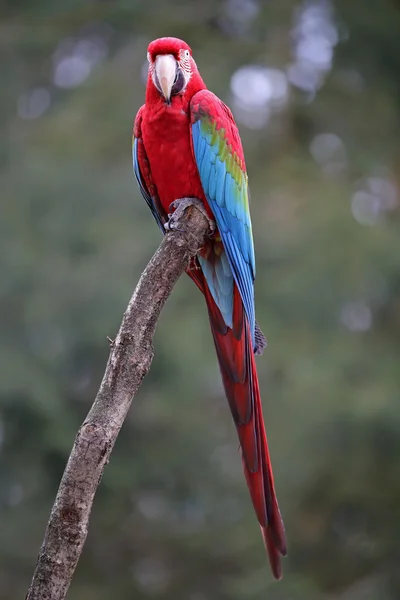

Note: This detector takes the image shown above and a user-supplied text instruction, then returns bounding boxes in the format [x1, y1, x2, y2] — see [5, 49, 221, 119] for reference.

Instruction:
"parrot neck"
[145, 71, 206, 110]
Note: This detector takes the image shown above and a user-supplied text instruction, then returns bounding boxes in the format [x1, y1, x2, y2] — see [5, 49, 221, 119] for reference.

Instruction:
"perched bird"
[133, 37, 286, 578]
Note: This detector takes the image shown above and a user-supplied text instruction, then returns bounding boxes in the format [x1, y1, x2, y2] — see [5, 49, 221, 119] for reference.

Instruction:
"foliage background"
[1, 1, 400, 598]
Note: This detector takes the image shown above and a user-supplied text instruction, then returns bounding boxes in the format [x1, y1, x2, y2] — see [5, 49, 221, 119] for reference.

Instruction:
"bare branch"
[25, 204, 209, 600]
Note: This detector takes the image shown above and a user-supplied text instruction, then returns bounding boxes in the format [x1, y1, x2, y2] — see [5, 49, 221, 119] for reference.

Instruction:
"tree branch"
[25, 204, 209, 600]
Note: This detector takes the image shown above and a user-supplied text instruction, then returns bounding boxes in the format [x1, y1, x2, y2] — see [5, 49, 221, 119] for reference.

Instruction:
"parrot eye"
[184, 49, 190, 58]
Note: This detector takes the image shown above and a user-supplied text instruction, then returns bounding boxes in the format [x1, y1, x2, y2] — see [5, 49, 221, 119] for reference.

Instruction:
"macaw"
[133, 37, 286, 578]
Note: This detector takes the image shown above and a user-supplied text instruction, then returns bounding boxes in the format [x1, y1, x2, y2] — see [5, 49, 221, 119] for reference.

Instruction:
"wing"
[133, 106, 166, 233]
[190, 90, 256, 345]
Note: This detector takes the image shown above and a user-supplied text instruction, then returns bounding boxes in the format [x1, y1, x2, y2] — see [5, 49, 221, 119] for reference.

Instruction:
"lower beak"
[155, 54, 177, 102]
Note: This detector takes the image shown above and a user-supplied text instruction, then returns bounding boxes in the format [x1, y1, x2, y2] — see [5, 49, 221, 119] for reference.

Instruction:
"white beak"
[155, 54, 177, 102]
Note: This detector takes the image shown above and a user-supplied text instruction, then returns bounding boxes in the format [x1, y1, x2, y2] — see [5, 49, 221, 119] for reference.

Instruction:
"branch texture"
[25, 205, 209, 600]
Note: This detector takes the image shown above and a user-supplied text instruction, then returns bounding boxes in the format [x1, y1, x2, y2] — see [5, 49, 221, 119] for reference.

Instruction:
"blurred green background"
[1, 1, 400, 598]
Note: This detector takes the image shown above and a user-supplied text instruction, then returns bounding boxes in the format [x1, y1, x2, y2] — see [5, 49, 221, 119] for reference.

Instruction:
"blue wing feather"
[190, 100, 256, 348]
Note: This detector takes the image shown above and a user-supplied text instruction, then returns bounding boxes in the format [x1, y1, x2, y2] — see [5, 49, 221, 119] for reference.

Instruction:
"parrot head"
[146, 37, 204, 104]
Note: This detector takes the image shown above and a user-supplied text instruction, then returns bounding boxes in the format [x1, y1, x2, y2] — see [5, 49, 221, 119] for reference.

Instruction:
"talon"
[168, 200, 179, 212]
[254, 322, 267, 355]
[207, 220, 216, 236]
[165, 197, 216, 236]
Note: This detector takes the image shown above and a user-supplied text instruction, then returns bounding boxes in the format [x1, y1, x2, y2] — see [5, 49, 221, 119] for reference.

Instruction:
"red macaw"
[133, 37, 286, 578]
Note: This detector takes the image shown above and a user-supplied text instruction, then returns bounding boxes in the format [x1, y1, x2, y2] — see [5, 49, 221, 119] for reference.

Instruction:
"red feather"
[188, 266, 287, 578]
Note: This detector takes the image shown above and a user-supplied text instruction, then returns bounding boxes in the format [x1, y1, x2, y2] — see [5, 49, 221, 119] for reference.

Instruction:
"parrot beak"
[155, 54, 177, 103]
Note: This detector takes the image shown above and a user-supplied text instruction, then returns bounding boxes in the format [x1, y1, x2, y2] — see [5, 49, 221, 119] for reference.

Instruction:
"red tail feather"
[188, 265, 286, 578]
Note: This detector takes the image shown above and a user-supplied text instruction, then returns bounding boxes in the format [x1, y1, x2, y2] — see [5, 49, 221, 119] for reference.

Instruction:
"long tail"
[188, 264, 286, 578]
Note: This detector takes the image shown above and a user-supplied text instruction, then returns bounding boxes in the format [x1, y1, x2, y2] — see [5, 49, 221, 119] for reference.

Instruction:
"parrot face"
[146, 37, 198, 103]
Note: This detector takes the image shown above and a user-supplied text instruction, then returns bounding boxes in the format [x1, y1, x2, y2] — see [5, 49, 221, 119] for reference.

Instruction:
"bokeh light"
[288, 0, 338, 94]
[230, 66, 288, 128]
[17, 88, 51, 120]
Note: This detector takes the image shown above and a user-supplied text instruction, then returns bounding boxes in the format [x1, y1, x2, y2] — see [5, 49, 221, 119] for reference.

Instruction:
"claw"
[164, 197, 216, 235]
[254, 322, 267, 355]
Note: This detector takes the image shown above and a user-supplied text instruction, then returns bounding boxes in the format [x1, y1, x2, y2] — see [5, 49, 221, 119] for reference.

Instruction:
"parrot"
[133, 37, 286, 579]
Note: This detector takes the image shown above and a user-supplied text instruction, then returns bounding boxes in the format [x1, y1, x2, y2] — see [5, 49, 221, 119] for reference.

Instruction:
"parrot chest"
[142, 106, 209, 215]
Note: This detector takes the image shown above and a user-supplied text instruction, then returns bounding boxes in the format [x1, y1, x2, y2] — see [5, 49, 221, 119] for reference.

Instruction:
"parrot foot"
[164, 197, 216, 235]
[254, 322, 267, 355]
